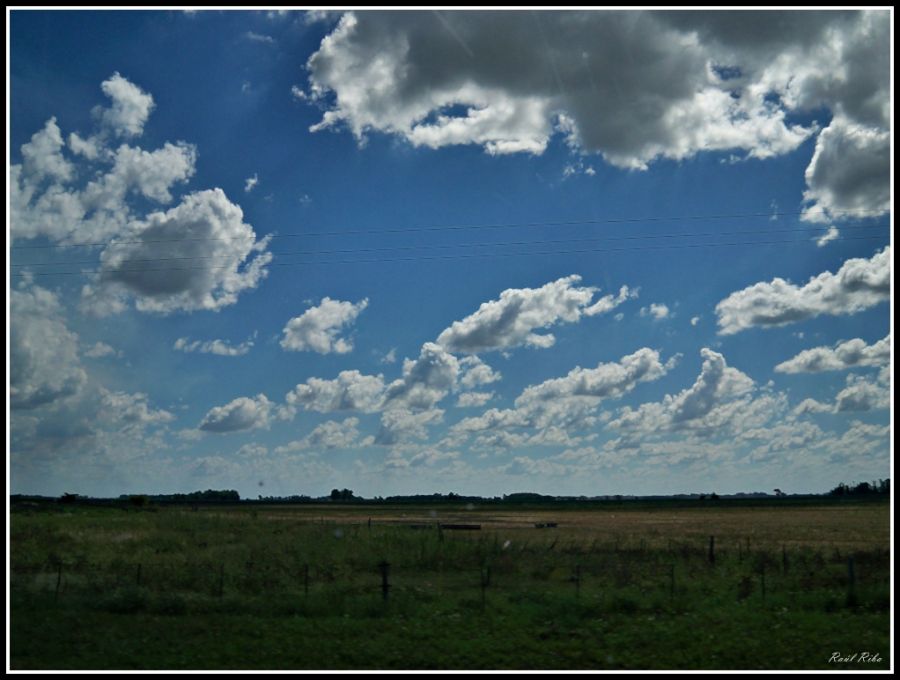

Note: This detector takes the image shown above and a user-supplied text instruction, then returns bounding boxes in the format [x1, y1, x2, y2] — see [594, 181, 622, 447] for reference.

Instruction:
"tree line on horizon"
[10, 480, 891, 506]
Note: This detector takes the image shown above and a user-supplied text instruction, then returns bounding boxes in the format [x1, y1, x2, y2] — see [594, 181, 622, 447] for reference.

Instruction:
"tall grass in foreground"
[9, 503, 890, 670]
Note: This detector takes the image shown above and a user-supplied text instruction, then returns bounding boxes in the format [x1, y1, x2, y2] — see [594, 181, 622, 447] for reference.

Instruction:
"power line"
[8, 207, 890, 251]
[10, 233, 889, 278]
[8, 221, 889, 269]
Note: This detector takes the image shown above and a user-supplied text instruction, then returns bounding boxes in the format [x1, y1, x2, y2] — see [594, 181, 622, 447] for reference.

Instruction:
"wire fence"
[11, 536, 887, 612]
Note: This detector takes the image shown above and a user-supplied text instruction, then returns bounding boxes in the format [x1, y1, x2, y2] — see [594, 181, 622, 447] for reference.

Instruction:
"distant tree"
[59, 492, 79, 504]
[773, 488, 785, 497]
[828, 483, 848, 496]
[330, 488, 354, 501]
[128, 494, 149, 508]
[709, 492, 719, 501]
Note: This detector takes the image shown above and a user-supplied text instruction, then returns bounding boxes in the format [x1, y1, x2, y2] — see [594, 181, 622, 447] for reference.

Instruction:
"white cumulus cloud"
[96, 72, 155, 138]
[275, 417, 365, 453]
[10, 284, 87, 410]
[436, 275, 634, 354]
[281, 297, 369, 354]
[640, 303, 670, 320]
[301, 11, 888, 221]
[285, 370, 387, 414]
[715, 247, 890, 335]
[11, 74, 272, 317]
[174, 335, 255, 357]
[199, 394, 276, 433]
[775, 335, 889, 373]
[81, 189, 272, 316]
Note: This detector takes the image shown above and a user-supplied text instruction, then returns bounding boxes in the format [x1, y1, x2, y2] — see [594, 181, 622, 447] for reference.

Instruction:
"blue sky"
[8, 9, 892, 498]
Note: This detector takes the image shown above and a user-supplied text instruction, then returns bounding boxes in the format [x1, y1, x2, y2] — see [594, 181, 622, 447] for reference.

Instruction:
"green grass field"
[9, 499, 891, 670]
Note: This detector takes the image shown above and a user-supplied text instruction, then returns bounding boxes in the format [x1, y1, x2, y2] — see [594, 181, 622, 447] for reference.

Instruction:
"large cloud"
[280, 297, 368, 354]
[610, 349, 765, 438]
[793, 369, 891, 415]
[274, 417, 366, 453]
[301, 11, 889, 220]
[96, 72, 155, 138]
[81, 189, 272, 315]
[775, 335, 890, 374]
[436, 275, 634, 353]
[11, 74, 272, 315]
[199, 394, 276, 433]
[100, 389, 175, 431]
[11, 75, 194, 245]
[383, 342, 460, 411]
[10, 284, 87, 410]
[801, 116, 890, 222]
[516, 347, 674, 409]
[715, 247, 890, 335]
[302, 11, 814, 167]
[374, 408, 445, 446]
[285, 370, 387, 414]
[283, 342, 471, 419]
[452, 347, 673, 444]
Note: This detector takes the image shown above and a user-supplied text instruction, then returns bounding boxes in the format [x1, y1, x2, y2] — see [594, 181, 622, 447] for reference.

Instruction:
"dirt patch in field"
[198, 503, 888, 551]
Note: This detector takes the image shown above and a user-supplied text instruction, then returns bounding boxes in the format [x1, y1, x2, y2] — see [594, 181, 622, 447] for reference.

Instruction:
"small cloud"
[381, 348, 397, 364]
[561, 159, 596, 180]
[299, 193, 312, 206]
[640, 303, 670, 320]
[244, 173, 259, 193]
[281, 297, 368, 354]
[174, 335, 254, 356]
[177, 428, 204, 441]
[83, 341, 122, 359]
[457, 391, 494, 408]
[690, 316, 700, 326]
[614, 312, 625, 322]
[245, 31, 275, 45]
[816, 225, 839, 247]
[720, 153, 746, 165]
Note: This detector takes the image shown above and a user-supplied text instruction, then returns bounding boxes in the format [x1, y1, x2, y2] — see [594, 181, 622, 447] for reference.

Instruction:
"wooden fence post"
[708, 535, 715, 565]
[55, 562, 63, 602]
[379, 561, 391, 601]
[669, 564, 675, 600]
[846, 556, 856, 606]
[303, 564, 309, 597]
[760, 562, 766, 603]
[480, 565, 491, 610]
[217, 563, 225, 598]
